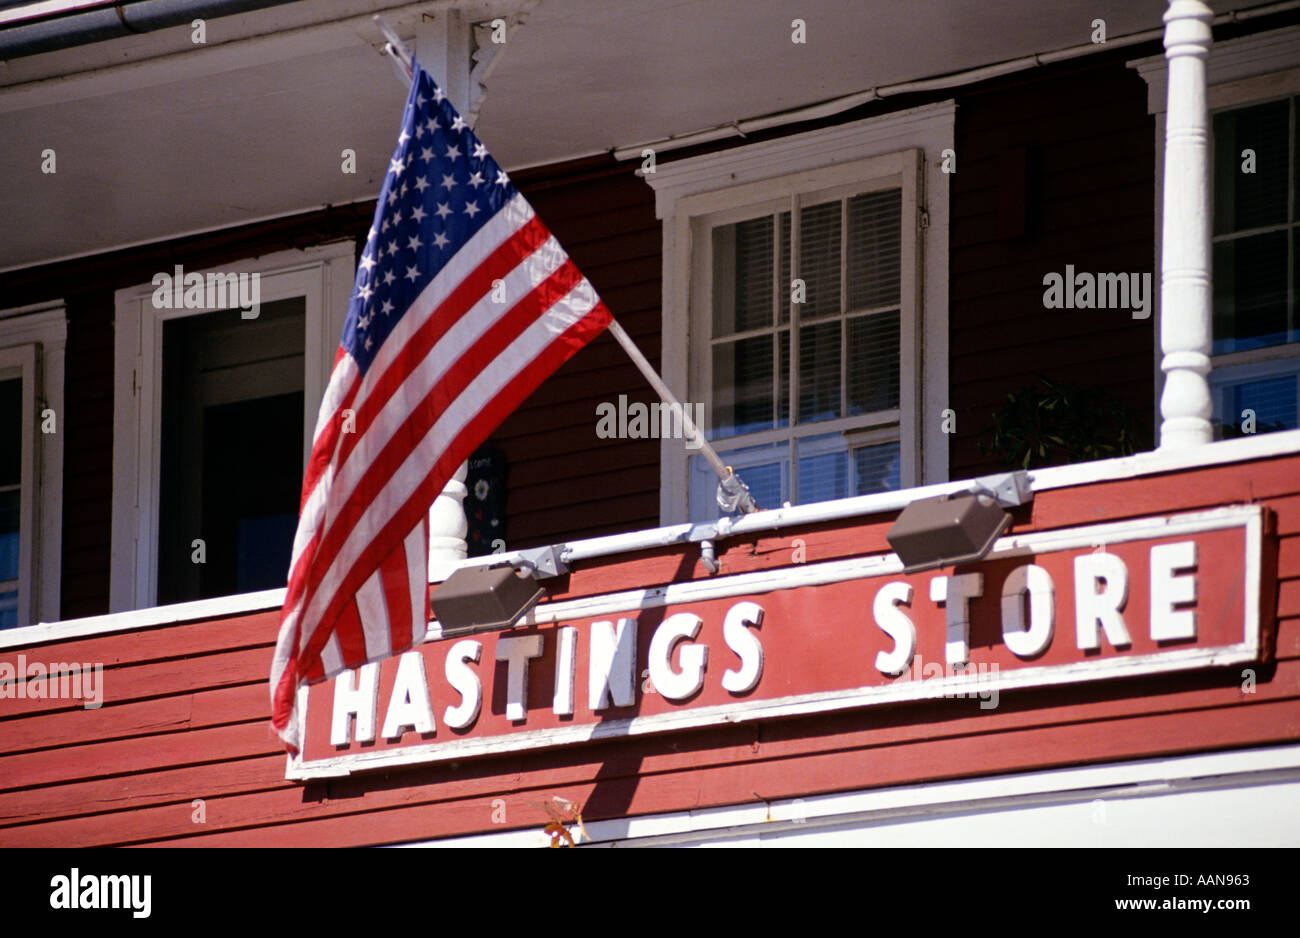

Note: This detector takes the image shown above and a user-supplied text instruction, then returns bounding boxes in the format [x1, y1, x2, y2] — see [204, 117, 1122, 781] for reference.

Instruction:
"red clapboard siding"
[948, 58, 1157, 480]
[0, 450, 1297, 846]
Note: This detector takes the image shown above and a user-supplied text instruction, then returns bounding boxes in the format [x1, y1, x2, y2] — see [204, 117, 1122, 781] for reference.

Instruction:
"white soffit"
[0, 0, 1247, 270]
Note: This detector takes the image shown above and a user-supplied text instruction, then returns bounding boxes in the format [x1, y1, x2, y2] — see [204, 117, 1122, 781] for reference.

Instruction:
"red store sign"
[288, 506, 1271, 779]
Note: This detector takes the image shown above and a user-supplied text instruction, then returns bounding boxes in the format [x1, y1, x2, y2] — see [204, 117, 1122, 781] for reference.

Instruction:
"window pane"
[798, 321, 841, 424]
[0, 590, 16, 630]
[798, 200, 841, 320]
[0, 489, 17, 581]
[1230, 374, 1298, 432]
[688, 442, 786, 520]
[1213, 231, 1289, 353]
[0, 377, 19, 488]
[713, 216, 773, 335]
[796, 433, 848, 504]
[847, 311, 900, 414]
[712, 335, 775, 438]
[847, 189, 902, 309]
[778, 211, 791, 325]
[157, 298, 306, 604]
[1213, 99, 1289, 235]
[777, 328, 790, 429]
[853, 441, 902, 495]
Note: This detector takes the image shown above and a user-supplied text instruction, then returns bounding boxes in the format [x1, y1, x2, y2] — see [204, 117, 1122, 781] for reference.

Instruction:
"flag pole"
[372, 16, 757, 515]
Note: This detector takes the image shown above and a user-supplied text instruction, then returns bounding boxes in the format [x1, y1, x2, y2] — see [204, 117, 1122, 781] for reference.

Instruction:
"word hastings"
[50, 869, 151, 918]
[1042, 265, 1152, 319]
[151, 264, 261, 319]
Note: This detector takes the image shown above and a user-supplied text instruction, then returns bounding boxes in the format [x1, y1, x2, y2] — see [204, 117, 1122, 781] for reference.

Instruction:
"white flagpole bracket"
[374, 14, 413, 86]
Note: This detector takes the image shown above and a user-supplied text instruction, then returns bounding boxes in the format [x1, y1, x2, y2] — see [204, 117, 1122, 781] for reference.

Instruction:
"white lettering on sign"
[1075, 552, 1132, 651]
[552, 625, 578, 716]
[496, 634, 544, 722]
[648, 612, 708, 701]
[589, 617, 638, 710]
[1150, 541, 1198, 641]
[444, 640, 482, 729]
[381, 652, 436, 739]
[1000, 564, 1055, 658]
[721, 601, 765, 694]
[931, 572, 983, 666]
[331, 662, 379, 746]
[873, 581, 916, 676]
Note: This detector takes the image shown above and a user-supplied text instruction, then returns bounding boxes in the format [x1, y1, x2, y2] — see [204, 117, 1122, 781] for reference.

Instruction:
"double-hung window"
[1208, 90, 1300, 436]
[0, 305, 65, 629]
[1134, 27, 1300, 439]
[649, 105, 953, 523]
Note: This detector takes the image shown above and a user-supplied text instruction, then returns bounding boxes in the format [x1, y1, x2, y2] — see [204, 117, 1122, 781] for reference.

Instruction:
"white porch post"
[1158, 0, 1215, 449]
[418, 13, 474, 580]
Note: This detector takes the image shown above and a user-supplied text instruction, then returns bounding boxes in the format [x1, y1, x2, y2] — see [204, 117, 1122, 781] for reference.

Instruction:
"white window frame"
[0, 303, 66, 627]
[1132, 26, 1300, 435]
[110, 242, 354, 613]
[647, 103, 954, 524]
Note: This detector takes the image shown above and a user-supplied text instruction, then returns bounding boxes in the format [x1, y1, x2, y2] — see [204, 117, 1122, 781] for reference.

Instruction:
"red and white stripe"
[270, 194, 611, 751]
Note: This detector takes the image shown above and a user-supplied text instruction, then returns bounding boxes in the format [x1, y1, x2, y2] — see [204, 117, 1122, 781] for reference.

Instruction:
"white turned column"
[1158, 0, 1215, 449]
[428, 461, 468, 582]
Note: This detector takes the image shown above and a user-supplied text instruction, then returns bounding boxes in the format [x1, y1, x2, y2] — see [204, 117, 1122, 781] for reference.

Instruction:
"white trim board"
[287, 506, 1264, 781]
[397, 742, 1300, 848]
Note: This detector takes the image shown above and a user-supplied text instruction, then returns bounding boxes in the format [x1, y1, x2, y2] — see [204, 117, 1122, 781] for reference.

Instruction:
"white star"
[399, 182, 408, 196]
[359, 312, 372, 329]
[406, 151, 415, 167]
[418, 147, 435, 163]
[386, 189, 399, 207]
[388, 157, 403, 176]
[432, 86, 446, 103]
[416, 92, 426, 107]
[410, 205, 427, 223]
[357, 283, 374, 301]
[473, 142, 487, 159]
[435, 202, 452, 219]
[423, 117, 438, 136]
[445, 143, 462, 160]
[407, 234, 423, 251]
[413, 175, 431, 193]
[451, 114, 467, 132]
[405, 264, 420, 282]
[382, 269, 396, 285]
[359, 253, 376, 272]
[381, 299, 394, 315]
[365, 335, 373, 351]
[398, 128, 411, 145]
[463, 201, 480, 217]
[432, 231, 450, 249]
[387, 239, 398, 256]
[391, 209, 403, 226]
[467, 170, 484, 189]
[440, 173, 456, 190]
[367, 224, 378, 242]
[496, 171, 510, 187]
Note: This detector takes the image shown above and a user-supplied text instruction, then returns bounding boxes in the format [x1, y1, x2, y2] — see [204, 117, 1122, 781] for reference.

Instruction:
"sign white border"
[287, 506, 1267, 780]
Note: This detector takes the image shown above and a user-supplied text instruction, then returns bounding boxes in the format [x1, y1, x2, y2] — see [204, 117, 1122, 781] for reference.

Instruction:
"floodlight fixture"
[431, 545, 569, 638]
[886, 471, 1033, 574]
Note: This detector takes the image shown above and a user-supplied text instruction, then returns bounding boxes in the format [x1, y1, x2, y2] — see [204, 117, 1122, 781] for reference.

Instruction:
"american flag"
[270, 62, 612, 752]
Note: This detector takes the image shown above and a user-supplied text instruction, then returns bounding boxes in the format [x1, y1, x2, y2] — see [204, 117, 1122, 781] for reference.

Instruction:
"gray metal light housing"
[885, 471, 1033, 574]
[432, 564, 546, 638]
